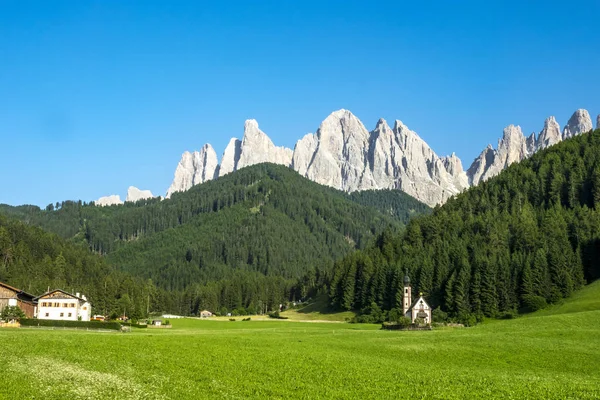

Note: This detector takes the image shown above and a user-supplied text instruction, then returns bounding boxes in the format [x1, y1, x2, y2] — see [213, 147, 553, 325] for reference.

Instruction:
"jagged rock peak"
[563, 109, 593, 139]
[126, 186, 154, 203]
[96, 195, 123, 207]
[166, 144, 219, 198]
[219, 138, 242, 177]
[466, 124, 528, 187]
[537, 116, 562, 150]
[236, 119, 293, 171]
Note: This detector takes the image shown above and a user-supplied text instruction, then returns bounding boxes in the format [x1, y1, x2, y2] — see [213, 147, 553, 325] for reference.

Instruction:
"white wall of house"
[37, 297, 91, 321]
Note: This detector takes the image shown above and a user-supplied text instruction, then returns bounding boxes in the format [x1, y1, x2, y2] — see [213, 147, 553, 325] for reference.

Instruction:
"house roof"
[0, 281, 37, 301]
[33, 289, 89, 303]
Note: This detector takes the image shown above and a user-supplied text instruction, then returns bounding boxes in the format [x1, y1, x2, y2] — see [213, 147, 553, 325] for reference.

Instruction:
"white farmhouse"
[34, 289, 92, 321]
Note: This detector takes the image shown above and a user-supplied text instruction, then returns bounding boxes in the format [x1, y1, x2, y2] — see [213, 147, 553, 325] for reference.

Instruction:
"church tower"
[402, 272, 412, 316]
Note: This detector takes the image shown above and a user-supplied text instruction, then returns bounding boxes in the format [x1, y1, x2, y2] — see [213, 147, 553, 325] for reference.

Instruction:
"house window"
[45, 313, 49, 317]
[60, 313, 64, 317]
[63, 303, 68, 307]
[71, 304, 75, 308]
[54, 303, 60, 307]
[68, 313, 72, 317]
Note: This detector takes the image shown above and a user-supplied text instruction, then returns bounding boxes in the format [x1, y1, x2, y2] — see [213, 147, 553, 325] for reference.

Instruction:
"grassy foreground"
[1, 283, 600, 399]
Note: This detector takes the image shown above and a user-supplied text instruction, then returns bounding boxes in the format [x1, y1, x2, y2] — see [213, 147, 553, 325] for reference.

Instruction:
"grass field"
[1, 282, 599, 399]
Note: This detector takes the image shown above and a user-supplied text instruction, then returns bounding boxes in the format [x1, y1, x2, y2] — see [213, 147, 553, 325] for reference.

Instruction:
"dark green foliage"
[348, 189, 431, 220]
[268, 311, 288, 319]
[20, 319, 121, 330]
[522, 295, 548, 312]
[328, 128, 600, 320]
[1, 305, 26, 320]
[0, 214, 162, 318]
[2, 163, 428, 315]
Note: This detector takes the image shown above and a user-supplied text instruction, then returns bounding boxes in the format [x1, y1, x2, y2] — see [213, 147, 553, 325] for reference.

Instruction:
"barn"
[0, 281, 37, 318]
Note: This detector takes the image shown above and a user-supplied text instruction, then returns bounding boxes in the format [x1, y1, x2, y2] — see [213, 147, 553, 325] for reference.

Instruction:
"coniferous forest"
[0, 164, 428, 316]
[327, 128, 600, 324]
[2, 128, 600, 320]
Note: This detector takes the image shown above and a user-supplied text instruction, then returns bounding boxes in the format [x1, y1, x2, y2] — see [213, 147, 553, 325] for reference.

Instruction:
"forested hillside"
[0, 214, 165, 318]
[1, 164, 430, 315]
[327, 128, 600, 322]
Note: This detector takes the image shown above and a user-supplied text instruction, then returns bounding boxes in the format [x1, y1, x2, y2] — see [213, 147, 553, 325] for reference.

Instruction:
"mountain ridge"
[161, 109, 598, 207]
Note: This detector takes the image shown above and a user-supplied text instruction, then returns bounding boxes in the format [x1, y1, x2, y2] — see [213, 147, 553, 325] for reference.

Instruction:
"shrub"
[498, 311, 518, 320]
[268, 312, 288, 320]
[432, 307, 448, 323]
[229, 318, 236, 321]
[20, 319, 121, 331]
[387, 308, 404, 323]
[242, 317, 251, 321]
[523, 295, 548, 312]
[397, 316, 411, 328]
[1, 306, 25, 321]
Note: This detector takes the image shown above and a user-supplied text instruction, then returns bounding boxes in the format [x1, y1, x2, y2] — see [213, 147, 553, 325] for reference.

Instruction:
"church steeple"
[402, 271, 412, 315]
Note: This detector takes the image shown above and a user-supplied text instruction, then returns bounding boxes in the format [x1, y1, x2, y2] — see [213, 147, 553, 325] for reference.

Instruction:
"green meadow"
[1, 282, 600, 399]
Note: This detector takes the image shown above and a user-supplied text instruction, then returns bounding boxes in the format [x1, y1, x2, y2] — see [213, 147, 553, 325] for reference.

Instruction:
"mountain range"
[98, 109, 599, 207]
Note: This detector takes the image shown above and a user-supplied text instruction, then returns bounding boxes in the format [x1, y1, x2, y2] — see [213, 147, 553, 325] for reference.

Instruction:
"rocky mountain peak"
[237, 119, 293, 171]
[126, 187, 154, 203]
[166, 144, 218, 198]
[96, 195, 123, 207]
[563, 109, 593, 139]
[219, 138, 242, 177]
[537, 116, 561, 150]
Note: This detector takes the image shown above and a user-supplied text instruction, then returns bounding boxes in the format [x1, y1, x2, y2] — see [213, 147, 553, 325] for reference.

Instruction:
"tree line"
[325, 128, 600, 323]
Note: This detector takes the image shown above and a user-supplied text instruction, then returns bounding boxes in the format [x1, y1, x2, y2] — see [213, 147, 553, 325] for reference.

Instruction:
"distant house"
[35, 289, 91, 322]
[0, 281, 37, 318]
[200, 310, 212, 318]
[402, 274, 432, 325]
[151, 320, 162, 326]
[91, 315, 105, 321]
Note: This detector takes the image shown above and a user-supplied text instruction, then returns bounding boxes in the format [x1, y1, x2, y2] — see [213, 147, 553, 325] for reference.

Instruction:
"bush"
[523, 295, 548, 312]
[268, 311, 288, 320]
[498, 311, 517, 320]
[457, 313, 477, 327]
[0, 306, 25, 321]
[121, 322, 148, 328]
[387, 308, 404, 323]
[242, 317, 251, 321]
[432, 307, 448, 323]
[20, 319, 121, 331]
[397, 316, 411, 328]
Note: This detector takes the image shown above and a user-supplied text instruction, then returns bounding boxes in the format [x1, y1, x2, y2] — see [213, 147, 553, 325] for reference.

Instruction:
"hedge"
[20, 319, 122, 331]
[121, 322, 148, 328]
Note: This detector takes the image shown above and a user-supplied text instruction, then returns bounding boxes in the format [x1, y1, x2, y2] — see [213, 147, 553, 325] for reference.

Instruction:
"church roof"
[407, 295, 430, 312]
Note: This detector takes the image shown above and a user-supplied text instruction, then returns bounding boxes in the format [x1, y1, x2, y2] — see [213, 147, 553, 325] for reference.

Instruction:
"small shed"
[200, 310, 213, 318]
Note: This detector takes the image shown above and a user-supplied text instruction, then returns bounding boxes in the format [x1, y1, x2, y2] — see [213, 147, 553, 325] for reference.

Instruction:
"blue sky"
[1, 1, 599, 206]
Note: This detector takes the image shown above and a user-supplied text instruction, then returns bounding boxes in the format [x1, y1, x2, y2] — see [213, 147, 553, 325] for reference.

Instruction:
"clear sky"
[1, 0, 599, 207]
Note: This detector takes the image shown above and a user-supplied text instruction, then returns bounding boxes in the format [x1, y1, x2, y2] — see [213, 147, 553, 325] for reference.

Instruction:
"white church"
[402, 273, 432, 325]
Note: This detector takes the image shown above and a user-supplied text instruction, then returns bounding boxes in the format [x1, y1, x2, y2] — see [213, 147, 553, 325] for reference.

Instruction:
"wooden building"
[0, 281, 37, 318]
